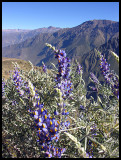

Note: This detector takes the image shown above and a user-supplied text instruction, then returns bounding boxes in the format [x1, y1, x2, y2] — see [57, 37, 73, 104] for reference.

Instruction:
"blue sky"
[2, 2, 119, 29]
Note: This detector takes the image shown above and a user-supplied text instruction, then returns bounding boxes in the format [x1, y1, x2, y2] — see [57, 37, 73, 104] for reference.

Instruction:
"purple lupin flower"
[28, 91, 66, 158]
[52, 146, 66, 158]
[42, 63, 47, 73]
[12, 67, 24, 96]
[54, 49, 72, 100]
[90, 72, 100, 85]
[54, 110, 59, 115]
[100, 56, 110, 75]
[24, 80, 64, 158]
[45, 151, 52, 158]
[99, 54, 119, 99]
[76, 63, 83, 75]
[53, 47, 72, 133]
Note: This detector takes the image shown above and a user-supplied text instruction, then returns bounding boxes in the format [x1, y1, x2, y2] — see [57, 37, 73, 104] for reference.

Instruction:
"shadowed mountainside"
[81, 36, 119, 91]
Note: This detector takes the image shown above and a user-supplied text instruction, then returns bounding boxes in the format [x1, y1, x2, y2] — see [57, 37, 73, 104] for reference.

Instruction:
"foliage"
[2, 44, 119, 158]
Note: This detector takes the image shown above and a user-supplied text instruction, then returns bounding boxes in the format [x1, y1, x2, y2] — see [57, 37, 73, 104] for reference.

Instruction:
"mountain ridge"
[2, 20, 119, 86]
[2, 20, 119, 66]
[2, 26, 62, 47]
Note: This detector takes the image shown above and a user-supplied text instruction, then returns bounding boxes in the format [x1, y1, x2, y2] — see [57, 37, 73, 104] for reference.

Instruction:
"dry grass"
[2, 57, 42, 80]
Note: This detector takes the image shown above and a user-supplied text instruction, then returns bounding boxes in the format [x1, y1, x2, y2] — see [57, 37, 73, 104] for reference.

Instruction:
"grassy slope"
[2, 57, 42, 80]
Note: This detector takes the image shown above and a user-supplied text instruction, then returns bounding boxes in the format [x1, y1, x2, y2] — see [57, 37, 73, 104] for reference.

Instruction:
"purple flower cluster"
[57, 79, 72, 100]
[54, 49, 72, 100]
[42, 63, 47, 73]
[100, 55, 119, 99]
[44, 145, 66, 158]
[76, 63, 83, 75]
[61, 107, 70, 130]
[56, 103, 70, 130]
[24, 82, 31, 96]
[28, 87, 66, 158]
[61, 120, 70, 131]
[90, 72, 99, 85]
[53, 48, 72, 131]
[12, 68, 24, 96]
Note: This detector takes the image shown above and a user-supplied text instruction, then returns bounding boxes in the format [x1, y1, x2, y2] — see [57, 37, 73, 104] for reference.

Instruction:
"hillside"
[2, 57, 42, 80]
[2, 20, 119, 86]
[2, 26, 62, 47]
[2, 35, 119, 97]
[2, 20, 119, 67]
[81, 36, 119, 89]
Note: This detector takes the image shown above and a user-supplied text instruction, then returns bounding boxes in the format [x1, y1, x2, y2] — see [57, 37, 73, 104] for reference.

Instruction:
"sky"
[2, 2, 119, 29]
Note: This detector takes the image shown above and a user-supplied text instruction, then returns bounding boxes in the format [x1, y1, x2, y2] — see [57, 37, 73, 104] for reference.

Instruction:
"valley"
[2, 20, 119, 87]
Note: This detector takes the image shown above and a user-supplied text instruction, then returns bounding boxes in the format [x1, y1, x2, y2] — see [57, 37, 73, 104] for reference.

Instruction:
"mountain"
[80, 36, 119, 88]
[2, 20, 119, 87]
[2, 29, 31, 33]
[2, 26, 62, 47]
[2, 20, 119, 65]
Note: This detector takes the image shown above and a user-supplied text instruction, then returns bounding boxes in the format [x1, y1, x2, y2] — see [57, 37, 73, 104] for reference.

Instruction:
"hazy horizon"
[2, 19, 119, 30]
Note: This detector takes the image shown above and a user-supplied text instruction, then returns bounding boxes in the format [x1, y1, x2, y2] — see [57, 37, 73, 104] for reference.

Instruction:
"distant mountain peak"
[48, 26, 54, 28]
[48, 26, 60, 29]
[2, 26, 62, 47]
[2, 29, 32, 33]
[80, 19, 118, 26]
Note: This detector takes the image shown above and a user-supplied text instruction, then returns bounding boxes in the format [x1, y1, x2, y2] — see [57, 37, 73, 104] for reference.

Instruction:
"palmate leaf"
[64, 132, 87, 158]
